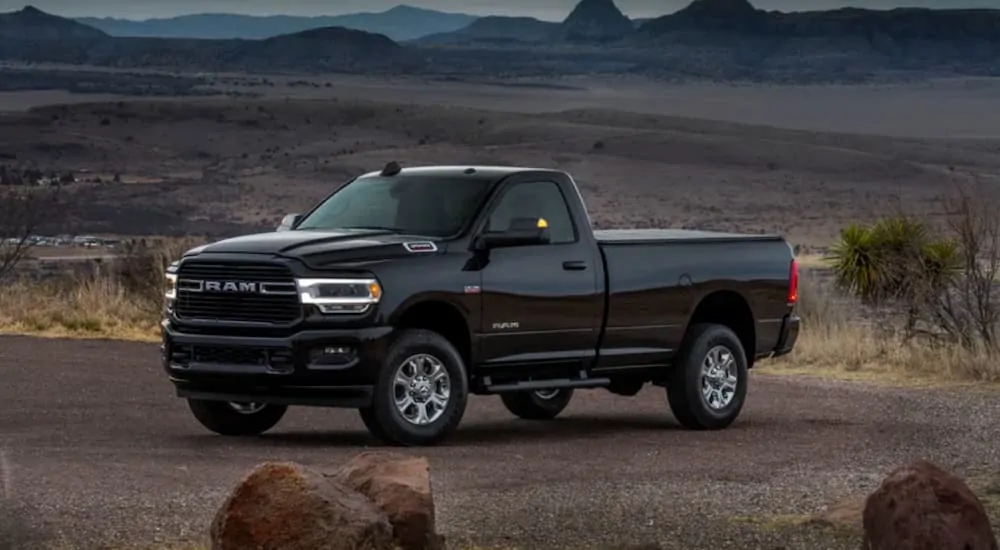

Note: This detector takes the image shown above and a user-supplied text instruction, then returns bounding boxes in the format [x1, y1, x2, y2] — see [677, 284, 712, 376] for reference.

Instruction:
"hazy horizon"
[5, 0, 1000, 21]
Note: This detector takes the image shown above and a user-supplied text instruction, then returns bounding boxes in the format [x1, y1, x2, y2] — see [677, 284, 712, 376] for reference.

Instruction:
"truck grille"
[174, 261, 301, 324]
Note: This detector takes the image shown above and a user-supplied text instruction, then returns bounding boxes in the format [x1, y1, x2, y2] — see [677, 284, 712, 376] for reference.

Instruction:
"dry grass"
[0, 237, 201, 343]
[763, 269, 1000, 385]
[0, 277, 161, 342]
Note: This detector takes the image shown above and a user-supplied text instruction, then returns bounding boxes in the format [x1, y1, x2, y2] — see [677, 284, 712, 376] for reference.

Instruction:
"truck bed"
[593, 229, 784, 244]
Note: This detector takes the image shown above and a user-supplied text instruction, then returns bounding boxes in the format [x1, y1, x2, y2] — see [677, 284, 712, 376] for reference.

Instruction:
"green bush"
[828, 216, 960, 309]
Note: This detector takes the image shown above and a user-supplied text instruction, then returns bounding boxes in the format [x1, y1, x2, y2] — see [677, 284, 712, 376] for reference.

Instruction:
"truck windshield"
[295, 175, 493, 237]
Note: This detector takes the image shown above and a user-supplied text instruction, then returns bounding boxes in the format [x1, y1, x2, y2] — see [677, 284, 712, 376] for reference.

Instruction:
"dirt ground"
[2, 73, 1000, 248]
[1, 335, 999, 550]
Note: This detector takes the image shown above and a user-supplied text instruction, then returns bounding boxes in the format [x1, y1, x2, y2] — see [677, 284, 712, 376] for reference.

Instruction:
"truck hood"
[183, 229, 442, 268]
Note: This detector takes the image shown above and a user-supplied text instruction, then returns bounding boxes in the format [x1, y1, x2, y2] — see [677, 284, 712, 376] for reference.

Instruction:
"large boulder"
[211, 461, 394, 550]
[328, 451, 441, 550]
[862, 460, 998, 550]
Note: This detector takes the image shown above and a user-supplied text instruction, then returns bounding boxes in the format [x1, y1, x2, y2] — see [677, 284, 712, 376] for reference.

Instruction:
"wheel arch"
[684, 290, 756, 367]
[392, 299, 473, 369]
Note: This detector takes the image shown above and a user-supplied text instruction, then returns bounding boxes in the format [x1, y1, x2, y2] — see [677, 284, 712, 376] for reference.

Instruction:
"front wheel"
[500, 388, 574, 420]
[666, 323, 748, 430]
[186, 400, 287, 436]
[360, 328, 469, 446]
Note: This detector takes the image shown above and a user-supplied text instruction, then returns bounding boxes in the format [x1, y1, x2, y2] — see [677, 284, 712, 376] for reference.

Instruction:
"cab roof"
[357, 164, 564, 183]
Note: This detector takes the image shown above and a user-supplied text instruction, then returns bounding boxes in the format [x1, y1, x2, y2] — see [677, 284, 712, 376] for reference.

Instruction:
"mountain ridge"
[413, 16, 558, 44]
[556, 0, 636, 41]
[75, 4, 478, 42]
[2, 1, 1000, 83]
[0, 6, 411, 73]
[0, 5, 108, 40]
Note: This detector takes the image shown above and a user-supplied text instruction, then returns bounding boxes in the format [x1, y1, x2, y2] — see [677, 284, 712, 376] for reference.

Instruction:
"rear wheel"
[500, 388, 574, 420]
[360, 329, 469, 446]
[187, 399, 287, 436]
[666, 323, 748, 430]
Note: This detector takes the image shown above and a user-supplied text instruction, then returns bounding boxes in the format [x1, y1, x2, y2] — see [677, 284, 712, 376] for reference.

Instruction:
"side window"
[486, 181, 576, 244]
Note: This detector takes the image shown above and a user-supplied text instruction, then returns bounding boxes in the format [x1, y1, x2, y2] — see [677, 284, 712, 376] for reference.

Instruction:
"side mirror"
[276, 213, 302, 232]
[474, 217, 550, 250]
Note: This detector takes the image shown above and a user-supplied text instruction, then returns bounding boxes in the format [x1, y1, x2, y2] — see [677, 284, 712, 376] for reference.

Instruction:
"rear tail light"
[787, 258, 798, 306]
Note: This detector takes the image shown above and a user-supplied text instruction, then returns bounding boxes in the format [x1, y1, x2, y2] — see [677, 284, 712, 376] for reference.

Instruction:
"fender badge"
[403, 241, 438, 253]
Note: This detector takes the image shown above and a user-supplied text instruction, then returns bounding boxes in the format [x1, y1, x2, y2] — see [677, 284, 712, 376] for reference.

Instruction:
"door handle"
[563, 260, 587, 271]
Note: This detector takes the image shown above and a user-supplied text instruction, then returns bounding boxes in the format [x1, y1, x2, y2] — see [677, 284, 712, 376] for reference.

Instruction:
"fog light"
[309, 345, 356, 367]
[170, 344, 192, 368]
[315, 303, 371, 314]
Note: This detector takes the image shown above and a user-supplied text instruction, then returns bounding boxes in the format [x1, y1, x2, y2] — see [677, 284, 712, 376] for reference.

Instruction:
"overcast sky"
[5, 0, 1000, 20]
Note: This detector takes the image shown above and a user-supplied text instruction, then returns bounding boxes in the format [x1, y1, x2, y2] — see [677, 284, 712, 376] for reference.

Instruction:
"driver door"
[477, 179, 603, 371]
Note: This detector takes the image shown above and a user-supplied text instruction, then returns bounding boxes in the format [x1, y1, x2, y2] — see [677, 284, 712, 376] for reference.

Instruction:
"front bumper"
[161, 320, 394, 408]
[771, 313, 800, 358]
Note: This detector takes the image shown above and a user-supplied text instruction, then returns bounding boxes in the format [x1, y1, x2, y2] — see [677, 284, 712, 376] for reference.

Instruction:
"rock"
[211, 461, 394, 550]
[862, 460, 998, 550]
[328, 451, 441, 550]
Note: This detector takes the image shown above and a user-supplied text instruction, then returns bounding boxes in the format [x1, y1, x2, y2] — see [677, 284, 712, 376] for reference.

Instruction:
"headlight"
[165, 272, 177, 300]
[296, 278, 381, 314]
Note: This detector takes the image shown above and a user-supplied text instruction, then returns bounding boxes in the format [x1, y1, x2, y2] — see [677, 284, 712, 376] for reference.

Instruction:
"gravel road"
[2, 334, 1000, 550]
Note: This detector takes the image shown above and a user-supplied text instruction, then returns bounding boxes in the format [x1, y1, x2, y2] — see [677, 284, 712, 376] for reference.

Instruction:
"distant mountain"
[640, 0, 1000, 39]
[0, 5, 107, 40]
[413, 16, 559, 44]
[230, 26, 406, 71]
[0, 7, 412, 73]
[76, 5, 478, 42]
[556, 0, 635, 41]
[419, 0, 637, 45]
[3, 2, 1000, 83]
[630, 0, 1000, 79]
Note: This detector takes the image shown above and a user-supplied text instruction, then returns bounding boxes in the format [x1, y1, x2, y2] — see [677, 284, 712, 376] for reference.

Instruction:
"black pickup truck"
[162, 162, 800, 446]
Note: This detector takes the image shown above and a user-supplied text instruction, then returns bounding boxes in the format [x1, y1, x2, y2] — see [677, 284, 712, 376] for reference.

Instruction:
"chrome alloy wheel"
[393, 353, 451, 425]
[533, 389, 561, 400]
[700, 345, 738, 410]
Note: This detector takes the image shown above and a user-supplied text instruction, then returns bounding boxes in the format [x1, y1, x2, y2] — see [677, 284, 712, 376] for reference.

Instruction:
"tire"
[358, 406, 389, 443]
[360, 328, 469, 446]
[500, 388, 574, 420]
[186, 399, 287, 436]
[666, 323, 748, 430]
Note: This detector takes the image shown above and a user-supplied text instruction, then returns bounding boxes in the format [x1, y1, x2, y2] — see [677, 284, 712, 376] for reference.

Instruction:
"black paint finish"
[161, 165, 799, 404]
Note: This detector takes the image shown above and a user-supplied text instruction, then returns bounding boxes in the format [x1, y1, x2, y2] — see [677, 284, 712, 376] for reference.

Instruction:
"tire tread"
[365, 328, 469, 446]
[666, 323, 748, 431]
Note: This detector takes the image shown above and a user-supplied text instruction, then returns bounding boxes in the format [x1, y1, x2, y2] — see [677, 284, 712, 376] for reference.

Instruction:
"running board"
[481, 373, 611, 394]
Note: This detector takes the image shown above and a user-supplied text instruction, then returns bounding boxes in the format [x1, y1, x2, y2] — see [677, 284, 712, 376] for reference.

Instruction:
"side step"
[481, 371, 610, 394]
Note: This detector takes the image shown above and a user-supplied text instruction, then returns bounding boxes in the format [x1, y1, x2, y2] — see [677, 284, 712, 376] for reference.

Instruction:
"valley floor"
[2, 71, 1000, 247]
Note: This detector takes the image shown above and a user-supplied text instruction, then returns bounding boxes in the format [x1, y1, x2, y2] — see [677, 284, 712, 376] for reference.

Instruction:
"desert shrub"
[795, 270, 849, 330]
[829, 217, 959, 309]
[111, 237, 205, 312]
[0, 237, 204, 340]
[0, 182, 62, 282]
[829, 183, 1000, 351]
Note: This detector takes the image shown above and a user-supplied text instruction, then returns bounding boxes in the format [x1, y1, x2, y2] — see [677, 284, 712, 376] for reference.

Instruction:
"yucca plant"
[828, 216, 959, 308]
[828, 223, 880, 303]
